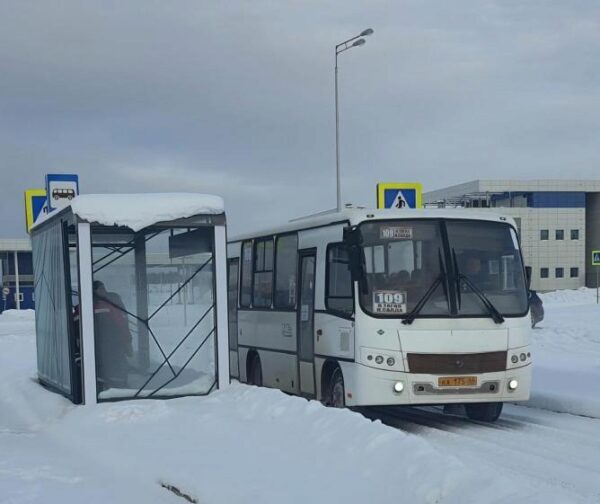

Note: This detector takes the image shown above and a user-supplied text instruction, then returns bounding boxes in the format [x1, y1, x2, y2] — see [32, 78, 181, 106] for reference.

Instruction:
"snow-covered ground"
[1, 289, 600, 503]
[529, 288, 600, 418]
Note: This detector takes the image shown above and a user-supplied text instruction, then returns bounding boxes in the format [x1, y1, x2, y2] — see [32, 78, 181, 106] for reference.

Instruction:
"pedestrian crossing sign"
[376, 182, 423, 209]
[24, 188, 47, 233]
[592, 250, 600, 266]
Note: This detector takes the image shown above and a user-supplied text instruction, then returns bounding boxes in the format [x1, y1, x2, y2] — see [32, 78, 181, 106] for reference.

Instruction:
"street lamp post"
[335, 28, 374, 212]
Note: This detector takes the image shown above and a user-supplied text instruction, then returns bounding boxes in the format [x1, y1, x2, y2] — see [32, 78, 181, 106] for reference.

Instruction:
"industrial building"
[0, 238, 34, 312]
[424, 180, 600, 291]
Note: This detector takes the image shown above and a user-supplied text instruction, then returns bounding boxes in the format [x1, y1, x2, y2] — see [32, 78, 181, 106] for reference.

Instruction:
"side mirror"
[343, 225, 362, 247]
[343, 226, 369, 295]
[525, 266, 532, 290]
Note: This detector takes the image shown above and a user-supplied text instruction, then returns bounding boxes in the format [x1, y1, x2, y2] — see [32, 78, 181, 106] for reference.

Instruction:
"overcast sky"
[1, 1, 600, 237]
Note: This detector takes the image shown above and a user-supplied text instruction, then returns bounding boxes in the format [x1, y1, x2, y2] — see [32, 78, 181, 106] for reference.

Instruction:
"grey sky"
[1, 1, 600, 237]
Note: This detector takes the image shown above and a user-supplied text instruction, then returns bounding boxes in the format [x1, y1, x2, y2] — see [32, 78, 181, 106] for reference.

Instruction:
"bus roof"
[229, 207, 518, 242]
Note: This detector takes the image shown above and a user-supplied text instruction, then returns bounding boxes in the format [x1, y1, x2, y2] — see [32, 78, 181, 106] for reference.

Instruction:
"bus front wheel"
[327, 367, 345, 408]
[465, 402, 503, 422]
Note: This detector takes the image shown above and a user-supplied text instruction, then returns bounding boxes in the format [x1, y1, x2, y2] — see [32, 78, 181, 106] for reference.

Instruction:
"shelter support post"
[14, 251, 20, 310]
[77, 222, 97, 405]
[214, 224, 230, 388]
[134, 235, 150, 370]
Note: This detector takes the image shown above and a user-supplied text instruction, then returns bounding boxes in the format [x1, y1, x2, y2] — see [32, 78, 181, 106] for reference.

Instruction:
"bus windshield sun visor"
[452, 248, 505, 324]
[402, 249, 449, 325]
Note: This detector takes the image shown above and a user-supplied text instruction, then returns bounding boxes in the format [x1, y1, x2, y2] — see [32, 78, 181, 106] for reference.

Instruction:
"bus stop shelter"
[31, 193, 229, 405]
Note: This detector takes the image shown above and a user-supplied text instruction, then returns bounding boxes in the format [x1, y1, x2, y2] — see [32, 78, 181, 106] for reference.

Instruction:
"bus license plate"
[438, 376, 477, 387]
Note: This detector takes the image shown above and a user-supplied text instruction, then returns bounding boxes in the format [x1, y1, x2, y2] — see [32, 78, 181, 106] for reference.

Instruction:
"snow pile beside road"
[0, 311, 517, 504]
[0, 310, 73, 434]
[539, 287, 598, 307]
[528, 288, 600, 418]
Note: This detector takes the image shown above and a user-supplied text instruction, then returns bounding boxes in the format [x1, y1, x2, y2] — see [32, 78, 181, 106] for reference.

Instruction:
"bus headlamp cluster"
[363, 348, 402, 370]
[509, 350, 531, 367]
[367, 355, 396, 367]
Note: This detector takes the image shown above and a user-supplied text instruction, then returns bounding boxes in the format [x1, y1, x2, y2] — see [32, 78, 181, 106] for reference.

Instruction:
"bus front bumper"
[342, 362, 532, 407]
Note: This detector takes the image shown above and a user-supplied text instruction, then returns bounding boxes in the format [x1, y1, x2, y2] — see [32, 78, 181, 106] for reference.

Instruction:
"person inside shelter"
[92, 280, 133, 390]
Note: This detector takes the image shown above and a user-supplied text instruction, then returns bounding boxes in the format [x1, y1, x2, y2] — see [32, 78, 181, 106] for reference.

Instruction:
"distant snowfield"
[1, 289, 600, 503]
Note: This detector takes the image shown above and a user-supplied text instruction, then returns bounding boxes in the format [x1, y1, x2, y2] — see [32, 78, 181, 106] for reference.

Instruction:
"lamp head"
[360, 28, 374, 36]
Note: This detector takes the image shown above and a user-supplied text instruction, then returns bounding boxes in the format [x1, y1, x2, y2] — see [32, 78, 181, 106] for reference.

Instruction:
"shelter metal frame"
[31, 206, 229, 405]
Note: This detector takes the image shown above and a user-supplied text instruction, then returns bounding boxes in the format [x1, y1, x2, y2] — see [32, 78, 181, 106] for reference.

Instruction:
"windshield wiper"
[402, 249, 448, 325]
[452, 248, 504, 324]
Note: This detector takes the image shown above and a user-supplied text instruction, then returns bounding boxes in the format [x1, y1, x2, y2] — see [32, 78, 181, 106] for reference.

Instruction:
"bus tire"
[248, 353, 263, 387]
[326, 367, 345, 408]
[465, 402, 503, 422]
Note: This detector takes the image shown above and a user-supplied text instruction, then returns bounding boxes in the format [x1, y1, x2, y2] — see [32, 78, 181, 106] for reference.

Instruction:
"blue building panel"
[490, 191, 585, 208]
[530, 192, 585, 208]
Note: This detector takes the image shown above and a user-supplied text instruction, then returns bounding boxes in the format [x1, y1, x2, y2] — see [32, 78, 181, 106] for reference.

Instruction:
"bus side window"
[274, 234, 298, 309]
[326, 244, 353, 316]
[240, 241, 253, 307]
[253, 238, 274, 308]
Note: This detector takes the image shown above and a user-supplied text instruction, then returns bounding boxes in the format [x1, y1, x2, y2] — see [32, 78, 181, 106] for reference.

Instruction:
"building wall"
[585, 193, 600, 288]
[479, 208, 585, 291]
[0, 244, 34, 312]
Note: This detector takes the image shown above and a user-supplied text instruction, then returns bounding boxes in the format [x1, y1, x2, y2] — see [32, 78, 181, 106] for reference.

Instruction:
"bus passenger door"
[227, 258, 240, 379]
[297, 250, 316, 397]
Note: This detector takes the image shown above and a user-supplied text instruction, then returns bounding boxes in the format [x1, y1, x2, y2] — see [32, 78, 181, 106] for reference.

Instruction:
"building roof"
[424, 179, 600, 203]
[0, 238, 31, 252]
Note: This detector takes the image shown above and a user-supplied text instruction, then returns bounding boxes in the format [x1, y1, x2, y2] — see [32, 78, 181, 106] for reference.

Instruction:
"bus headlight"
[386, 357, 395, 367]
[520, 353, 527, 362]
[375, 355, 384, 365]
[511, 355, 518, 364]
[508, 379, 519, 391]
[393, 382, 404, 393]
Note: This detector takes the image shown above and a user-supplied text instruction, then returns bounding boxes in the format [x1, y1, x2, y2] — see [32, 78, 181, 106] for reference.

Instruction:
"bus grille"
[407, 351, 507, 374]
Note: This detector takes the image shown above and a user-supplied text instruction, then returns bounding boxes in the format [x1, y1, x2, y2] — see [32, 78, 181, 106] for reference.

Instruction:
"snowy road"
[363, 404, 600, 503]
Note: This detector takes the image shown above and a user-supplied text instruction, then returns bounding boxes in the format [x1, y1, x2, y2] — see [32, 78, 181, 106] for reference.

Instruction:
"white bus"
[227, 208, 532, 422]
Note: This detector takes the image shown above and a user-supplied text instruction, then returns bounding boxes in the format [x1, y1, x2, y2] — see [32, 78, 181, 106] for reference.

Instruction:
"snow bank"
[0, 308, 35, 324]
[539, 287, 598, 307]
[529, 287, 600, 418]
[37, 193, 224, 232]
[0, 310, 72, 434]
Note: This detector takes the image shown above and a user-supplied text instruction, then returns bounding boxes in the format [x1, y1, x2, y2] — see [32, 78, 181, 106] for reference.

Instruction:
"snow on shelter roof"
[37, 193, 224, 232]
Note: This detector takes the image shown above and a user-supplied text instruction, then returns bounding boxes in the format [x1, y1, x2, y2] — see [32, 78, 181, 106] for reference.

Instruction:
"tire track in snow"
[362, 404, 600, 503]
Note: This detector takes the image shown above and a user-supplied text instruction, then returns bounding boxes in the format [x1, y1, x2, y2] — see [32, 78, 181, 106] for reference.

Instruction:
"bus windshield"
[358, 219, 528, 319]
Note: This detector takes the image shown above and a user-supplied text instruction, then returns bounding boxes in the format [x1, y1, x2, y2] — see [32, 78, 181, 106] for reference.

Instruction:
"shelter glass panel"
[90, 226, 217, 401]
[32, 218, 78, 399]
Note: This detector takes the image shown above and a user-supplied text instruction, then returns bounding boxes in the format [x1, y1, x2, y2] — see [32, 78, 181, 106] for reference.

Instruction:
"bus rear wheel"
[248, 353, 263, 387]
[465, 402, 503, 422]
[326, 367, 345, 408]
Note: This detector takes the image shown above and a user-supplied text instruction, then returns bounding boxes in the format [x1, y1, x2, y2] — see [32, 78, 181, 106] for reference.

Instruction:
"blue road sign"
[46, 174, 79, 212]
[376, 183, 423, 209]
